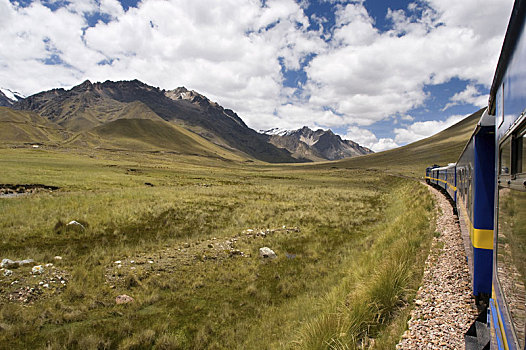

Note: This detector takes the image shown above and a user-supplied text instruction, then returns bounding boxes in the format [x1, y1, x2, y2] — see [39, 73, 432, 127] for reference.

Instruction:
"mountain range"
[0, 79, 372, 162]
[261, 126, 372, 161]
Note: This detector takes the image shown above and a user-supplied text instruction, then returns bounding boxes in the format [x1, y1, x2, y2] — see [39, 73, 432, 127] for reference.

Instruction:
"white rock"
[54, 256, 63, 260]
[18, 259, 34, 266]
[31, 265, 43, 274]
[43, 283, 49, 288]
[1, 259, 16, 268]
[114, 260, 122, 264]
[116, 294, 134, 304]
[67, 220, 85, 229]
[3, 269, 13, 276]
[259, 247, 277, 259]
[45, 263, 53, 267]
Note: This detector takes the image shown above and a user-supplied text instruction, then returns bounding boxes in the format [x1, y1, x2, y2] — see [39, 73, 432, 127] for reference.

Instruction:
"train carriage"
[456, 109, 495, 305]
[425, 1, 526, 348]
[487, 0, 526, 347]
[445, 163, 457, 202]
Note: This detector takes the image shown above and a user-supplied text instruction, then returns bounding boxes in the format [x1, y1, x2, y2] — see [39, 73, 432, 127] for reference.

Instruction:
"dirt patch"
[0, 184, 60, 197]
[0, 261, 70, 304]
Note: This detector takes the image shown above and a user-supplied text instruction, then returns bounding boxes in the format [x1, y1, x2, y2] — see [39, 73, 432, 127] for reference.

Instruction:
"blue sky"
[0, 0, 514, 151]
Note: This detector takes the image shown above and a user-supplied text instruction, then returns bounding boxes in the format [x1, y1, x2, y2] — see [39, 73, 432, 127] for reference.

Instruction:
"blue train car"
[425, 165, 438, 184]
[445, 163, 457, 202]
[429, 164, 457, 199]
[430, 166, 440, 186]
[456, 109, 495, 305]
[487, 0, 526, 347]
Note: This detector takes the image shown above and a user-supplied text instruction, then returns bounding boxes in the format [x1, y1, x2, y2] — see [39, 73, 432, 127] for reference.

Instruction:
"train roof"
[457, 108, 494, 163]
[433, 164, 456, 171]
[489, 0, 526, 114]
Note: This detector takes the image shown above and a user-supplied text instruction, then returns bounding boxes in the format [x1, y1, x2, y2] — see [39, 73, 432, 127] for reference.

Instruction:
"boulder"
[259, 247, 277, 259]
[116, 294, 134, 304]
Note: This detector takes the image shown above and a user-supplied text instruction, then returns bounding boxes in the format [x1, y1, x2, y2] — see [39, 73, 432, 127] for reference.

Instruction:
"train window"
[496, 186, 526, 348]
[500, 137, 511, 175]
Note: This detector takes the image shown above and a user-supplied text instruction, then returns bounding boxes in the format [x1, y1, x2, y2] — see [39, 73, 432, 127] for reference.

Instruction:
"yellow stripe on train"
[456, 196, 493, 250]
[427, 177, 457, 191]
[469, 226, 493, 250]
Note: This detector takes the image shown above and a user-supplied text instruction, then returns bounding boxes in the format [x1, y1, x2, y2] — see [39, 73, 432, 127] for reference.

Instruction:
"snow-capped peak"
[0, 87, 24, 101]
[260, 127, 291, 136]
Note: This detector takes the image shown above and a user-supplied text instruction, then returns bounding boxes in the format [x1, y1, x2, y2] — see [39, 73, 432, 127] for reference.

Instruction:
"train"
[425, 1, 525, 349]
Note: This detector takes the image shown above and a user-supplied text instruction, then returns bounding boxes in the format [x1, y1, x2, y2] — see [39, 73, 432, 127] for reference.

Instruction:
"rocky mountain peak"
[0, 87, 25, 107]
[262, 125, 373, 161]
[164, 87, 219, 108]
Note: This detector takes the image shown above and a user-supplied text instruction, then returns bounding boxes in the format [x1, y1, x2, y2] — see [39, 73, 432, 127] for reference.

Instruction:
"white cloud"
[301, 0, 512, 128]
[344, 126, 399, 152]
[343, 112, 467, 152]
[0, 0, 513, 140]
[393, 114, 466, 144]
[442, 84, 488, 111]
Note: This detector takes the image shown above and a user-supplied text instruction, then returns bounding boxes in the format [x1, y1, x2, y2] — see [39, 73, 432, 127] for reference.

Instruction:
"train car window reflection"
[497, 187, 526, 348]
[500, 138, 511, 175]
[515, 127, 525, 174]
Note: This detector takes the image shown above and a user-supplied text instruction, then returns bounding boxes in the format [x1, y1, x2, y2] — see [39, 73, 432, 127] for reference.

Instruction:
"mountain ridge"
[7, 79, 372, 163]
[13, 79, 297, 163]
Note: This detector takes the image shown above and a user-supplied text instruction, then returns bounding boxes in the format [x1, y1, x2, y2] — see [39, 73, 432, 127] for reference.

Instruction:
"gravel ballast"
[396, 185, 478, 349]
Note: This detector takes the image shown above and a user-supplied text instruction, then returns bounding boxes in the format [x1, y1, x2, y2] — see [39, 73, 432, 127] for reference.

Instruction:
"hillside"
[66, 118, 245, 160]
[0, 107, 67, 145]
[319, 108, 484, 177]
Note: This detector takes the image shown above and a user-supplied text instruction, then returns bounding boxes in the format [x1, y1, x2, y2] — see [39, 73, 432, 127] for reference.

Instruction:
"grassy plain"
[0, 146, 435, 349]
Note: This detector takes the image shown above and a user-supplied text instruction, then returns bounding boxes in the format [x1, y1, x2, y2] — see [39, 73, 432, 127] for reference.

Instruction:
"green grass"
[0, 147, 436, 349]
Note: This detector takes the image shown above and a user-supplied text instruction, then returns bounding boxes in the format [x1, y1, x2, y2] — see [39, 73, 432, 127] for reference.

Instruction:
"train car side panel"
[488, 1, 526, 347]
[472, 127, 496, 298]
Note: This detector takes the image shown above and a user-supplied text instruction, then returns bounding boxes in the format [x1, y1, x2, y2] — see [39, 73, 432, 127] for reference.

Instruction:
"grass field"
[0, 146, 435, 349]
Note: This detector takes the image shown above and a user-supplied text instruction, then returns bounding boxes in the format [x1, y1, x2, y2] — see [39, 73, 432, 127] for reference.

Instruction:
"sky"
[0, 0, 515, 151]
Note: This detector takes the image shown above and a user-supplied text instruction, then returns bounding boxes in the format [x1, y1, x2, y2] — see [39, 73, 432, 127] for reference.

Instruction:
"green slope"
[0, 107, 67, 144]
[48, 98, 165, 132]
[66, 118, 245, 161]
[317, 108, 484, 177]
